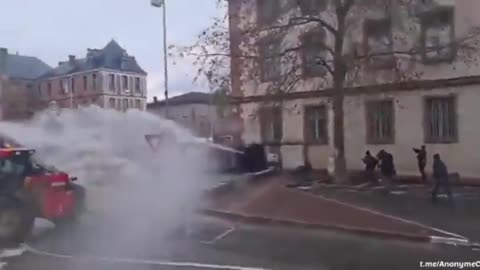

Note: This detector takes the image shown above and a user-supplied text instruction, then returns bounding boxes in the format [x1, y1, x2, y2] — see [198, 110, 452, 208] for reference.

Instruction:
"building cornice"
[231, 75, 480, 104]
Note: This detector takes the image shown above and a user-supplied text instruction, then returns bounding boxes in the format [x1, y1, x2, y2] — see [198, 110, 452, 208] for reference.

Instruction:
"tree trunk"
[332, 77, 347, 183]
[332, 5, 348, 183]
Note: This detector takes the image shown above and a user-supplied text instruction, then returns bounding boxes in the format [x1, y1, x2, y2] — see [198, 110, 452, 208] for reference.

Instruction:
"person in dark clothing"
[362, 151, 378, 185]
[413, 145, 427, 182]
[431, 154, 454, 205]
[377, 150, 396, 193]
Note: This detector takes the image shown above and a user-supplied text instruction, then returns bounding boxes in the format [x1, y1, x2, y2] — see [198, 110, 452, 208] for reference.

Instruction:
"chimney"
[153, 96, 158, 103]
[87, 50, 94, 67]
[68, 55, 76, 64]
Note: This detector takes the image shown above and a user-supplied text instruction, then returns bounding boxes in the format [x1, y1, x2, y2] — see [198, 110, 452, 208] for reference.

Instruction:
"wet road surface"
[1, 214, 478, 270]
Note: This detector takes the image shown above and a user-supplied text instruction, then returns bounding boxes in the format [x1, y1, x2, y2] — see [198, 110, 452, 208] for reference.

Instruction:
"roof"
[147, 92, 212, 108]
[0, 49, 52, 80]
[39, 40, 147, 79]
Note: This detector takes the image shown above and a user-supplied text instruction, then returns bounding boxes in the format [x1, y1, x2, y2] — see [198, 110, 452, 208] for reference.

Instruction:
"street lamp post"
[206, 71, 214, 141]
[151, 0, 169, 119]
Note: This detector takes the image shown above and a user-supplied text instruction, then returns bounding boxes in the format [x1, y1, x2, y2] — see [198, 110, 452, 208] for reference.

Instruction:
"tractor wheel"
[0, 201, 34, 243]
[54, 184, 86, 227]
[71, 184, 86, 218]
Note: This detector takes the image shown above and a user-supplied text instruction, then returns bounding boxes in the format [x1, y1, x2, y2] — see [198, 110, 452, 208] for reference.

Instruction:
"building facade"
[37, 40, 147, 111]
[0, 48, 52, 120]
[229, 0, 480, 180]
[147, 92, 217, 138]
[147, 92, 242, 140]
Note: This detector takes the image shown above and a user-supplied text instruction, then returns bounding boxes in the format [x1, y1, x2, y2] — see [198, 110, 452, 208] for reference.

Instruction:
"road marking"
[201, 227, 235, 245]
[305, 192, 467, 240]
[24, 243, 269, 270]
[0, 246, 27, 270]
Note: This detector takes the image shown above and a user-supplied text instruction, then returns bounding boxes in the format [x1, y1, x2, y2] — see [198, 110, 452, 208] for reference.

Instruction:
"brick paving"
[206, 176, 462, 240]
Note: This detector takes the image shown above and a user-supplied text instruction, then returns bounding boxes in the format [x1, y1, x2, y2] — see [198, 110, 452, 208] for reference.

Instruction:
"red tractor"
[0, 146, 85, 243]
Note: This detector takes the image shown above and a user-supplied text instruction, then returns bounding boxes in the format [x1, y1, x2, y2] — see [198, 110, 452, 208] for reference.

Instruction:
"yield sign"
[145, 134, 166, 152]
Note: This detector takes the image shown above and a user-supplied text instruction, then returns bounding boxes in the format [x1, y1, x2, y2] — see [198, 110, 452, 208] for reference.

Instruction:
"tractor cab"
[0, 137, 86, 243]
[0, 148, 37, 194]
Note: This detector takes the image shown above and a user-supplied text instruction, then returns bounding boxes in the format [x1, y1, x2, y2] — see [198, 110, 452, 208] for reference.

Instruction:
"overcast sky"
[0, 0, 222, 100]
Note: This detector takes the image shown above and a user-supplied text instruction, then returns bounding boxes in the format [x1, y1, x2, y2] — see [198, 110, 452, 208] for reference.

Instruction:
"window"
[364, 18, 395, 68]
[259, 36, 282, 82]
[122, 75, 128, 91]
[260, 107, 283, 143]
[116, 75, 121, 93]
[60, 80, 65, 94]
[304, 105, 328, 144]
[301, 29, 328, 77]
[424, 96, 457, 143]
[257, 0, 282, 25]
[109, 98, 116, 109]
[70, 77, 75, 93]
[123, 99, 129, 111]
[420, 7, 455, 63]
[366, 100, 395, 144]
[92, 73, 97, 91]
[129, 77, 134, 93]
[135, 99, 141, 109]
[135, 77, 141, 93]
[83, 75, 88, 91]
[298, 0, 327, 16]
[109, 74, 115, 91]
[47, 82, 52, 96]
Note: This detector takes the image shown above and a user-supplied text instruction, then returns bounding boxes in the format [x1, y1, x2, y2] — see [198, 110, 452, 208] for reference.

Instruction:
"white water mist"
[0, 106, 213, 255]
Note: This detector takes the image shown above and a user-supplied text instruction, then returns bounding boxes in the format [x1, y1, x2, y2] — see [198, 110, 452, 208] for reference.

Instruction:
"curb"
[205, 167, 278, 196]
[199, 208, 472, 246]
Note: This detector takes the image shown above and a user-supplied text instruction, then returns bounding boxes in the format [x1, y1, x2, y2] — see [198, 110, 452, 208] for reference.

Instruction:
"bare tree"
[173, 0, 480, 181]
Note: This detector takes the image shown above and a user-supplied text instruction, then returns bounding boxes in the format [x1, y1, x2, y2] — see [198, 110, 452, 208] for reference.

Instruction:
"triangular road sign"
[145, 134, 165, 152]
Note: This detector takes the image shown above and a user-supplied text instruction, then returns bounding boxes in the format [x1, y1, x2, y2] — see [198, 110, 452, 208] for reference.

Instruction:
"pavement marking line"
[24, 244, 269, 270]
[429, 236, 470, 246]
[201, 227, 235, 245]
[306, 192, 467, 240]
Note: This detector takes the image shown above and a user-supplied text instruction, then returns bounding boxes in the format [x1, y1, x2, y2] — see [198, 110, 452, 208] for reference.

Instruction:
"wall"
[231, 0, 480, 99]
[344, 85, 480, 179]
[37, 70, 147, 110]
[241, 84, 480, 178]
[240, 97, 334, 170]
[0, 77, 33, 120]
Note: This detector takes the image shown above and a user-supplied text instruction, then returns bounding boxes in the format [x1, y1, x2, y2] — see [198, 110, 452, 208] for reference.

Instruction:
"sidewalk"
[204, 176, 467, 243]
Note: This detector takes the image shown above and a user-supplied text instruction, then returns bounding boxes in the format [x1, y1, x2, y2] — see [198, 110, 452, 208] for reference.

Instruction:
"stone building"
[228, 0, 480, 180]
[147, 92, 242, 140]
[37, 40, 147, 111]
[0, 48, 52, 120]
[147, 92, 216, 138]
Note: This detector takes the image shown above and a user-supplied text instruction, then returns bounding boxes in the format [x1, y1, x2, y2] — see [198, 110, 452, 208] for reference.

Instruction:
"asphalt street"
[314, 184, 480, 242]
[1, 214, 478, 270]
